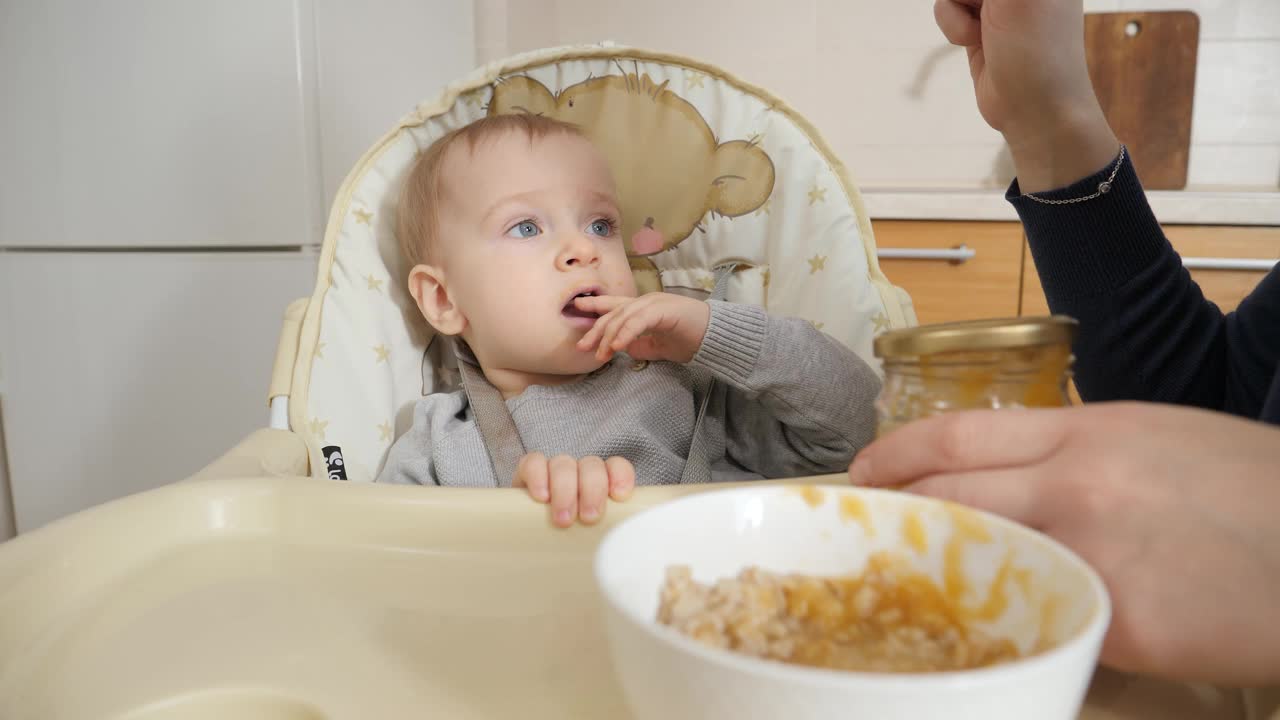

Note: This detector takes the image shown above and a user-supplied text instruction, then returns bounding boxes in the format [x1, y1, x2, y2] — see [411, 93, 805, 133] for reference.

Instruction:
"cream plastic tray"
[0, 477, 1253, 720]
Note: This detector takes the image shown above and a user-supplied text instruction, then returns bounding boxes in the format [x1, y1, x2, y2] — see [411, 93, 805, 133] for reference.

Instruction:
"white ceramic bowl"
[595, 485, 1110, 720]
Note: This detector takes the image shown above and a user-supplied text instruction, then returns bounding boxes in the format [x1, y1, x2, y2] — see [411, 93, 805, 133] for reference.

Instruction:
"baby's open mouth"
[563, 289, 600, 320]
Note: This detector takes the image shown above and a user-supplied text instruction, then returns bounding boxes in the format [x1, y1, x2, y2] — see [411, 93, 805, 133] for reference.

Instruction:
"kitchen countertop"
[862, 188, 1280, 226]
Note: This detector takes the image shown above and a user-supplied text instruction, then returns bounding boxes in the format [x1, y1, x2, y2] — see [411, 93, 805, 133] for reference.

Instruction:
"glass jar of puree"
[873, 316, 1078, 436]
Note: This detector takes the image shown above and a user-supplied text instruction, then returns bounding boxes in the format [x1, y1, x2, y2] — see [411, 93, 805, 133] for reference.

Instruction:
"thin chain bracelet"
[1024, 145, 1126, 205]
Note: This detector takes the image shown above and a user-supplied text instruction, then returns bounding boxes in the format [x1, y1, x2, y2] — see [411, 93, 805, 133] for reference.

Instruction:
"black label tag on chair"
[322, 445, 349, 481]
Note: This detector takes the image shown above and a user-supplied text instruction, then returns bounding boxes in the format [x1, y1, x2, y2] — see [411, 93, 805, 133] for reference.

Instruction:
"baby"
[377, 113, 882, 526]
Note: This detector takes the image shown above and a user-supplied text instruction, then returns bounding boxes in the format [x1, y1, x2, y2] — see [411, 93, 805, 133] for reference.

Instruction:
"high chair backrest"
[288, 44, 916, 482]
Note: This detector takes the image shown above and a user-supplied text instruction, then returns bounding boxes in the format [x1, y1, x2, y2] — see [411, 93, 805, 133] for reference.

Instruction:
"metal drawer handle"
[1182, 257, 1278, 272]
[877, 245, 976, 264]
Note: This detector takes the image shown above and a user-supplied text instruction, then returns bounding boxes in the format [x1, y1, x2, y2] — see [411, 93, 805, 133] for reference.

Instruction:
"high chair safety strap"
[677, 263, 738, 485]
[456, 344, 528, 487]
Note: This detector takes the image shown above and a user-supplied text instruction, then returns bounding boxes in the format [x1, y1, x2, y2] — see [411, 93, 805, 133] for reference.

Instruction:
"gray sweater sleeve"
[691, 301, 882, 477]
[375, 391, 472, 485]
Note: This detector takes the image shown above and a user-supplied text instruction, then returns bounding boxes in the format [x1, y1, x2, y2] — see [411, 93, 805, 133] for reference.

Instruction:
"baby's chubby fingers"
[607, 308, 659, 352]
[547, 454, 580, 528]
[575, 296, 631, 355]
[572, 294, 630, 315]
[513, 451, 550, 502]
[577, 456, 610, 524]
[605, 456, 636, 501]
[595, 299, 651, 361]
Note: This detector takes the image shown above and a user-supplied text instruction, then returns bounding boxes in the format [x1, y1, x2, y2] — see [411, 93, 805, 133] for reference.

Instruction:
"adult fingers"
[848, 409, 1068, 489]
[935, 0, 983, 47]
[900, 466, 1049, 531]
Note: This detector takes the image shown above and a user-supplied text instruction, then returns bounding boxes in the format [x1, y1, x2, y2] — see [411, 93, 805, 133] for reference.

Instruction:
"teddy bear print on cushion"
[488, 68, 775, 294]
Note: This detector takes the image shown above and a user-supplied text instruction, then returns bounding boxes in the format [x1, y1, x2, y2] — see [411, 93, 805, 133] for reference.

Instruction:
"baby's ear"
[408, 264, 466, 336]
[707, 140, 775, 217]
[488, 75, 557, 117]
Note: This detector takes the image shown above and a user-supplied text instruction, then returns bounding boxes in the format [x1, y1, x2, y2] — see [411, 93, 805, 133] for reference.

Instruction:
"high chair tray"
[0, 477, 1250, 719]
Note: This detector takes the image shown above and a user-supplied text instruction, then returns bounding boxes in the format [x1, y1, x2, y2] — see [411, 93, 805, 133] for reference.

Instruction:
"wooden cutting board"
[1084, 11, 1200, 190]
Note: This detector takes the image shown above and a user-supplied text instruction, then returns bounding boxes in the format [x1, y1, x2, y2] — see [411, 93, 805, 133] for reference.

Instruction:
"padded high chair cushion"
[290, 44, 915, 483]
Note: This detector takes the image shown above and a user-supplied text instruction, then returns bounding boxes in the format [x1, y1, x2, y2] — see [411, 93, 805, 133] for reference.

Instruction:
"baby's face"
[434, 130, 637, 377]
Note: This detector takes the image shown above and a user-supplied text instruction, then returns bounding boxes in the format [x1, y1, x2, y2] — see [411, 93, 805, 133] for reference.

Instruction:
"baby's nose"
[559, 235, 601, 268]
[631, 217, 665, 255]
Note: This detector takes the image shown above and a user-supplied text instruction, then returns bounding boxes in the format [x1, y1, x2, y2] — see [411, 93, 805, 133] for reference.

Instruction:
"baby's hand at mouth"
[573, 293, 711, 364]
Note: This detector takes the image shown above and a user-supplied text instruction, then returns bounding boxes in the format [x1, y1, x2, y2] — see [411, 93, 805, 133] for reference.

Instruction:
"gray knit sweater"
[376, 301, 881, 486]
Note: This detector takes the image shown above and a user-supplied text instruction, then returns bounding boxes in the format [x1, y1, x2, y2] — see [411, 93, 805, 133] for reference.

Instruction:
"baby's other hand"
[574, 293, 711, 364]
[514, 452, 636, 528]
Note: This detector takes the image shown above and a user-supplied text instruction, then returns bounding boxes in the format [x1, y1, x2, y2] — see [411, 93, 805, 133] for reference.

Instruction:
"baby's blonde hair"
[396, 113, 586, 268]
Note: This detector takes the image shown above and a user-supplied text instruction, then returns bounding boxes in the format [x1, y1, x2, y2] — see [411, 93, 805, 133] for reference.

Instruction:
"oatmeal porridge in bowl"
[594, 485, 1110, 720]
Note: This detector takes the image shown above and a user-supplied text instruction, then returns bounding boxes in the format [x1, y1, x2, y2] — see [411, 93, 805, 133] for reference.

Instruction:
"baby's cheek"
[598, 248, 637, 296]
[611, 270, 638, 297]
[475, 284, 532, 333]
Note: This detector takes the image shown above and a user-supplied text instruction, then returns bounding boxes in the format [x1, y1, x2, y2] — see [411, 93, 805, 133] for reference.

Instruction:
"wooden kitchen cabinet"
[873, 221, 1025, 325]
[1021, 225, 1280, 316]
[875, 221, 1277, 325]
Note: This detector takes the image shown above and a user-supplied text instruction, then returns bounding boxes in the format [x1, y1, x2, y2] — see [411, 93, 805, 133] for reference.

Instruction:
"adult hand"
[849, 402, 1280, 685]
[934, 0, 1120, 191]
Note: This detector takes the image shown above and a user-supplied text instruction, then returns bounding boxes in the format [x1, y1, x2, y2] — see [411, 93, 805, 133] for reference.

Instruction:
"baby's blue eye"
[506, 220, 540, 239]
[587, 219, 613, 237]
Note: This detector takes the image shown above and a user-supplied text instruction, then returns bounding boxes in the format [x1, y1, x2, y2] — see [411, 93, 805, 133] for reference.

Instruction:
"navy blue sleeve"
[1007, 155, 1280, 420]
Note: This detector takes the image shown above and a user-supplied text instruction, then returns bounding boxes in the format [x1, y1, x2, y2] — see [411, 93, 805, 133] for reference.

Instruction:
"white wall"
[473, 0, 1279, 191]
[313, 0, 475, 205]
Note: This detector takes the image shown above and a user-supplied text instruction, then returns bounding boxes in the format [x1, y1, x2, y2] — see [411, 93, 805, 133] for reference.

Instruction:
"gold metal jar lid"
[874, 316, 1078, 358]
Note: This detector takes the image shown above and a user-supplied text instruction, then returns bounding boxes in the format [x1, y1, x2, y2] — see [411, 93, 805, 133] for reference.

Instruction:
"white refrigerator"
[0, 0, 476, 533]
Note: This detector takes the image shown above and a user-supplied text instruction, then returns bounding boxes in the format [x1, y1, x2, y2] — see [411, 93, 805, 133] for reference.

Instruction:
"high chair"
[232, 43, 916, 485]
